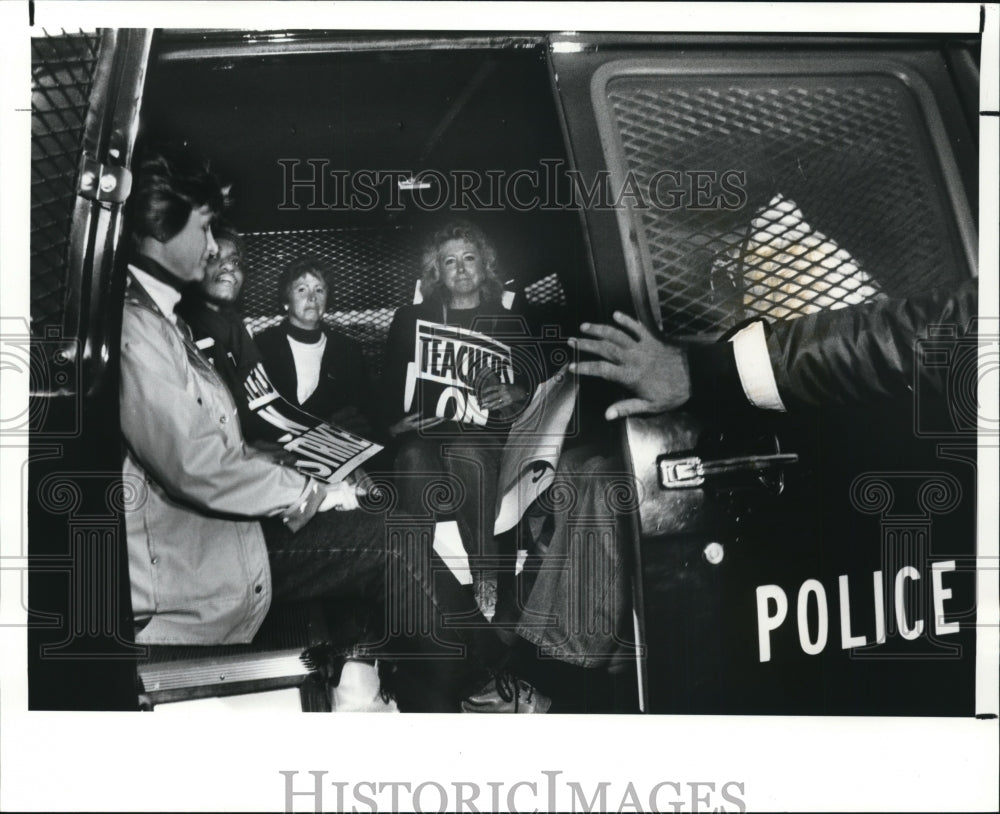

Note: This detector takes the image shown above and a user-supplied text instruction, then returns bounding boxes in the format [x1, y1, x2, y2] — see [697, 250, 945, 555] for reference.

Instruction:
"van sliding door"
[28, 28, 152, 709]
[548, 34, 981, 714]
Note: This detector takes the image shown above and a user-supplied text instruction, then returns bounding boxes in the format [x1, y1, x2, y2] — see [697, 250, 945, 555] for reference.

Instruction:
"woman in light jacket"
[121, 149, 374, 644]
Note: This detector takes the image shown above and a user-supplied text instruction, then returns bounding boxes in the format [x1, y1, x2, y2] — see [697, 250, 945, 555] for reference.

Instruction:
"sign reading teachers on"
[404, 319, 515, 426]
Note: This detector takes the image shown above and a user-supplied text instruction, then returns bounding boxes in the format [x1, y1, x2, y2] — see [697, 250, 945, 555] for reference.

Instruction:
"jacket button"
[254, 585, 263, 594]
[151, 557, 159, 565]
[219, 415, 228, 424]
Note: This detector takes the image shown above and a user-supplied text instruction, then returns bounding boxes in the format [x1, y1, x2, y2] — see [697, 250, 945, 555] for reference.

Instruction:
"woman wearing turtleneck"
[255, 257, 376, 438]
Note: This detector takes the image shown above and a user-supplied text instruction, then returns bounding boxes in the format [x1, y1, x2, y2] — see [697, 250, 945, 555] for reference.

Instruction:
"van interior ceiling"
[141, 34, 589, 362]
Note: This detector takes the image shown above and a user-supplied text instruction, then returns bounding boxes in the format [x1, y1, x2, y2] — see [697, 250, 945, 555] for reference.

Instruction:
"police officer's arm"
[568, 312, 691, 419]
[760, 279, 977, 409]
[570, 279, 977, 416]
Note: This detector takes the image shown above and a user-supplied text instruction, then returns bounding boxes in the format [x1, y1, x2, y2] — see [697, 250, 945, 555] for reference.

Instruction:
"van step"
[136, 601, 335, 707]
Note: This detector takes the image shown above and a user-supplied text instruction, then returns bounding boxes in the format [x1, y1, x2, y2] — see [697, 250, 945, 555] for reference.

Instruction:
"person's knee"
[394, 436, 440, 474]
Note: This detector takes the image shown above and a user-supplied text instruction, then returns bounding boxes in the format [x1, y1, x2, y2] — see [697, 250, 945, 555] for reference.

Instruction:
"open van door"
[548, 33, 982, 714]
[28, 28, 152, 709]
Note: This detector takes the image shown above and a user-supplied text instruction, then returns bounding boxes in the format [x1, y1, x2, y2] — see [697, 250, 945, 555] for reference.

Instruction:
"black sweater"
[255, 320, 377, 437]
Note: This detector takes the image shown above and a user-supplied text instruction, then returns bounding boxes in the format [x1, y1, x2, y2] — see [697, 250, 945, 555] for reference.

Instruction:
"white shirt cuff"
[730, 321, 787, 411]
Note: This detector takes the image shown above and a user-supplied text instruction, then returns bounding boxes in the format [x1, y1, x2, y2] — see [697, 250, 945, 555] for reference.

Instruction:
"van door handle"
[657, 453, 799, 489]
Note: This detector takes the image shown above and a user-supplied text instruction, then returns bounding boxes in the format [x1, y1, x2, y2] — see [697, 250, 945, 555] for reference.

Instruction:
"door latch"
[78, 155, 132, 203]
[658, 453, 799, 489]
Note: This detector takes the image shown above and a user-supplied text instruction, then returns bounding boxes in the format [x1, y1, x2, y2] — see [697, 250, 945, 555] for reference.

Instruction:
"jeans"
[508, 445, 637, 670]
[261, 502, 506, 710]
[392, 427, 507, 580]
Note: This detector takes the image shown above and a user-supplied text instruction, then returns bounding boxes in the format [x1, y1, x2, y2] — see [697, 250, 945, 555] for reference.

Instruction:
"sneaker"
[461, 671, 551, 713]
[473, 575, 498, 621]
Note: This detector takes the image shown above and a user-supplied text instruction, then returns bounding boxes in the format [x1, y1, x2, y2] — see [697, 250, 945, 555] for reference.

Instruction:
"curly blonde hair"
[419, 220, 504, 308]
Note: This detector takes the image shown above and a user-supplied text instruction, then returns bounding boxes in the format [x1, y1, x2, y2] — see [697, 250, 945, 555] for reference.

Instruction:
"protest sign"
[403, 319, 515, 426]
[243, 361, 382, 483]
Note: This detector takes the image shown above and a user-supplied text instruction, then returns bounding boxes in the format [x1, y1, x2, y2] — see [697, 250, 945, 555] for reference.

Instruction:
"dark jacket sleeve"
[228, 321, 285, 444]
[326, 331, 371, 412]
[320, 330, 384, 439]
[179, 305, 284, 445]
[688, 278, 978, 411]
[380, 305, 419, 428]
[254, 325, 297, 405]
[766, 278, 978, 409]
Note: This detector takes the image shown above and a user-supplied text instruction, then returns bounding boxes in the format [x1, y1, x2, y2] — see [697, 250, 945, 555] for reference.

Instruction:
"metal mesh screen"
[238, 226, 567, 376]
[239, 227, 422, 375]
[524, 272, 568, 306]
[30, 30, 101, 331]
[605, 75, 968, 336]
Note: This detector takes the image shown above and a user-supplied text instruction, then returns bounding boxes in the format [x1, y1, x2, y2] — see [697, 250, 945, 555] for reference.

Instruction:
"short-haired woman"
[255, 256, 374, 437]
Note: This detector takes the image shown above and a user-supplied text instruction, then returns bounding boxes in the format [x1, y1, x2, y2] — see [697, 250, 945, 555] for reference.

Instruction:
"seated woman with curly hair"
[381, 220, 534, 618]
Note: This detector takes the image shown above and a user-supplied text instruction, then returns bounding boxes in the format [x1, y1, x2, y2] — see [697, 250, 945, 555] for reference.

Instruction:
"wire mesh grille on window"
[238, 227, 567, 376]
[239, 227, 421, 376]
[524, 273, 567, 306]
[605, 76, 969, 337]
[30, 30, 100, 331]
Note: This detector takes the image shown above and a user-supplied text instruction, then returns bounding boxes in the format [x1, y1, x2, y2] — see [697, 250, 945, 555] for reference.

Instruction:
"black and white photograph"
[1, 1, 997, 811]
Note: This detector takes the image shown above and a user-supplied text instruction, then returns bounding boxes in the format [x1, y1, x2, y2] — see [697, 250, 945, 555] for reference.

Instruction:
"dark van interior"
[136, 35, 626, 712]
[141, 36, 591, 369]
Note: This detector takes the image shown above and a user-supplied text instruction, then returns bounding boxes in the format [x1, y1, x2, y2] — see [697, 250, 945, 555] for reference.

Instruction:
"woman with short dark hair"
[255, 255, 374, 437]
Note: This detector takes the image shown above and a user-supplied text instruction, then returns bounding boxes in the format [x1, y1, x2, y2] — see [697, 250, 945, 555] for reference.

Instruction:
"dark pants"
[392, 428, 507, 579]
[261, 503, 507, 710]
[510, 445, 637, 671]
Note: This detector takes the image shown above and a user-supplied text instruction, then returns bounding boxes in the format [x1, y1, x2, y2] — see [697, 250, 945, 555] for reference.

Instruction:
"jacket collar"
[125, 267, 161, 313]
[126, 268, 224, 382]
[129, 252, 188, 292]
[127, 264, 183, 325]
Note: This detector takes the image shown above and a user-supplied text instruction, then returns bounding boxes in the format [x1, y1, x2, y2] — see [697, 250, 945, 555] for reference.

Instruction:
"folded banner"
[243, 362, 382, 483]
[493, 364, 578, 534]
[404, 319, 515, 426]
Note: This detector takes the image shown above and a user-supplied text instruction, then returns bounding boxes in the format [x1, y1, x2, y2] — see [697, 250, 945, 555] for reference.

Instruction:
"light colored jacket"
[121, 271, 311, 644]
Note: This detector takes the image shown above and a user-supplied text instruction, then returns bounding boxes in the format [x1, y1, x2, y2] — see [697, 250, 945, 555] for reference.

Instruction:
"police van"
[26, 25, 987, 715]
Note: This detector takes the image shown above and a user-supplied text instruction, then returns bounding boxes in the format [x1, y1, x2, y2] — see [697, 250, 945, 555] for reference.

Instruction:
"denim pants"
[391, 427, 507, 578]
[509, 446, 636, 670]
[261, 503, 506, 709]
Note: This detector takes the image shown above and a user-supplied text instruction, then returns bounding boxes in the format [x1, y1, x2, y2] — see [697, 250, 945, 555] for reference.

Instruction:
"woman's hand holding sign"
[478, 382, 528, 413]
[569, 311, 691, 420]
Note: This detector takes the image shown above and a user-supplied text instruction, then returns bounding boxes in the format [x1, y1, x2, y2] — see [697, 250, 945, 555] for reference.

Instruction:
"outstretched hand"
[568, 311, 691, 420]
